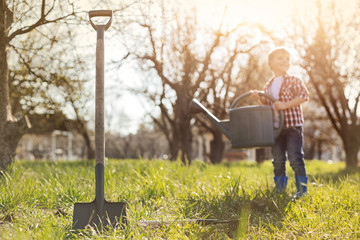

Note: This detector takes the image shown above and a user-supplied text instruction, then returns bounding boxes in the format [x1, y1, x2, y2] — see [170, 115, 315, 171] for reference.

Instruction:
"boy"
[251, 47, 309, 199]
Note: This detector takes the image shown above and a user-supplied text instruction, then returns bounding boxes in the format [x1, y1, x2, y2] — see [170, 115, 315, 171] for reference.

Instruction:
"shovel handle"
[89, 10, 113, 31]
[89, 10, 112, 166]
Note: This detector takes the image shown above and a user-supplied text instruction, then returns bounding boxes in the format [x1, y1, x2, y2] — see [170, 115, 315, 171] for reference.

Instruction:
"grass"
[0, 159, 359, 239]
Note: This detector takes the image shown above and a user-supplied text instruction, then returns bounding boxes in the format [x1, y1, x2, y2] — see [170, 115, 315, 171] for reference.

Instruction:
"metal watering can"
[189, 91, 284, 149]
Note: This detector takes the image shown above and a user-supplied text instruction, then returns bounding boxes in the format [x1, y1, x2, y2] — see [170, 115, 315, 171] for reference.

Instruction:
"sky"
[77, 0, 357, 135]
[181, 0, 304, 28]
[106, 0, 311, 134]
[77, 0, 306, 134]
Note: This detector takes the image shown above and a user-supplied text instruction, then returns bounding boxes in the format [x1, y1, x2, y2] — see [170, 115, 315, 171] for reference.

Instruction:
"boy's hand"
[274, 97, 307, 110]
[250, 90, 260, 99]
[274, 101, 287, 110]
[250, 90, 266, 104]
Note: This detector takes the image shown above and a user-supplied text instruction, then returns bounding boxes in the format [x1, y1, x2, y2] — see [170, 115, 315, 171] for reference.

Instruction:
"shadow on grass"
[182, 179, 293, 239]
[16, 159, 95, 169]
[221, 161, 265, 169]
[310, 166, 360, 184]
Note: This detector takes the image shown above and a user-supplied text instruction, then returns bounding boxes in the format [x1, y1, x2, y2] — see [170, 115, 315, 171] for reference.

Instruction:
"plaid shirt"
[264, 73, 309, 128]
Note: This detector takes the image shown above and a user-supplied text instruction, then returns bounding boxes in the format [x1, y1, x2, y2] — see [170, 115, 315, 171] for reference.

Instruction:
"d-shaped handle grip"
[89, 10, 113, 31]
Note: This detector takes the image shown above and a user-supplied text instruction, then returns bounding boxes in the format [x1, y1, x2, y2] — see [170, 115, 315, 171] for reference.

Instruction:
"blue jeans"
[272, 126, 307, 176]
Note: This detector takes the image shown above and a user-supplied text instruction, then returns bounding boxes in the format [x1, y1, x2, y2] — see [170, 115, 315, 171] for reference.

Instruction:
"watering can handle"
[230, 91, 284, 138]
[89, 10, 113, 31]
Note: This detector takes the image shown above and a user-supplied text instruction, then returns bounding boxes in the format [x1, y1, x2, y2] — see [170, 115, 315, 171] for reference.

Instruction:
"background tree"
[117, 1, 272, 164]
[117, 4, 219, 164]
[291, 0, 360, 167]
[195, 45, 273, 163]
[105, 123, 168, 159]
[303, 105, 340, 160]
[6, 1, 99, 160]
[0, 0, 79, 170]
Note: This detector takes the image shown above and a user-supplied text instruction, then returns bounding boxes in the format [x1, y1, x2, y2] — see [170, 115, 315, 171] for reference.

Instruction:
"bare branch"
[7, 1, 76, 43]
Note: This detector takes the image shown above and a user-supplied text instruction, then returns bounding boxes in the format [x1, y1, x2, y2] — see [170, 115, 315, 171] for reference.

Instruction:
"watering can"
[189, 91, 284, 149]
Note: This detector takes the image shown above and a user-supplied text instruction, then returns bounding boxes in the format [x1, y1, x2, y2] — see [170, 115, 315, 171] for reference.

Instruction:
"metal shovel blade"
[73, 200, 126, 229]
[73, 164, 126, 229]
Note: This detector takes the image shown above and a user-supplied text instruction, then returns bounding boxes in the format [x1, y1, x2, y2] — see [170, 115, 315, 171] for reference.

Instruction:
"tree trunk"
[304, 142, 315, 160]
[0, 118, 30, 170]
[209, 131, 225, 164]
[79, 124, 94, 159]
[175, 91, 193, 165]
[169, 144, 179, 161]
[179, 119, 192, 165]
[317, 140, 323, 160]
[178, 118, 192, 165]
[255, 148, 266, 163]
[344, 146, 359, 168]
[180, 128, 192, 165]
[81, 131, 95, 159]
[0, 4, 30, 170]
[167, 130, 179, 161]
[342, 133, 359, 168]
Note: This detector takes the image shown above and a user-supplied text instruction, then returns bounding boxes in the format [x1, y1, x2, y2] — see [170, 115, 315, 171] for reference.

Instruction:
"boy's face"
[269, 51, 290, 75]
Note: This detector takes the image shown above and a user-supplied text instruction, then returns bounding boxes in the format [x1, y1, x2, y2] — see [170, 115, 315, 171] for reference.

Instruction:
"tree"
[194, 44, 273, 163]
[297, 1, 360, 167]
[9, 39, 96, 159]
[302, 105, 340, 160]
[105, 123, 168, 159]
[118, 1, 271, 164]
[118, 4, 220, 164]
[0, 0, 77, 170]
[284, 0, 359, 166]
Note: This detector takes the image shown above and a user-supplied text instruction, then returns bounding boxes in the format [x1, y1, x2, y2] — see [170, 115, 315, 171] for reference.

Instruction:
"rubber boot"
[274, 176, 288, 193]
[294, 176, 308, 199]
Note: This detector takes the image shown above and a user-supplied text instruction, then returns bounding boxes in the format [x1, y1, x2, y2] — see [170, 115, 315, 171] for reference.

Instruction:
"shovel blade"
[73, 200, 126, 229]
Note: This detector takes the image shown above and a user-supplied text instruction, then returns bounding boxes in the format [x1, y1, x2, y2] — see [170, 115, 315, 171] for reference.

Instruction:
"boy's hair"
[268, 47, 290, 65]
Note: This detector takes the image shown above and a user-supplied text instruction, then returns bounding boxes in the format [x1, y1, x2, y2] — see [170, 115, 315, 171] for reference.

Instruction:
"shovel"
[72, 10, 126, 230]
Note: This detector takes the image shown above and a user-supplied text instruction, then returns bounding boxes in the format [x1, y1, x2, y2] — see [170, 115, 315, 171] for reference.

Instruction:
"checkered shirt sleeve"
[264, 74, 309, 128]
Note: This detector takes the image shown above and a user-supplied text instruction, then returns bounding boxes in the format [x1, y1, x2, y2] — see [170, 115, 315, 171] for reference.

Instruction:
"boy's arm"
[275, 77, 309, 110]
[274, 97, 307, 110]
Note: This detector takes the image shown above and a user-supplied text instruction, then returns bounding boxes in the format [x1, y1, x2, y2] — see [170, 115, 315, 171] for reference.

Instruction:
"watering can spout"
[189, 99, 231, 139]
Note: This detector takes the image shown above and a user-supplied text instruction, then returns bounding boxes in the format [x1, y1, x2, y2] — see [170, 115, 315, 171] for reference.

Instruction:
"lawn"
[0, 159, 359, 239]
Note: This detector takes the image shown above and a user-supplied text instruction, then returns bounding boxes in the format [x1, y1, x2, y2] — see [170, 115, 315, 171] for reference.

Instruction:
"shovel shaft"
[95, 26, 106, 213]
[95, 26, 105, 166]
[95, 163, 105, 213]
[93, 11, 112, 215]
